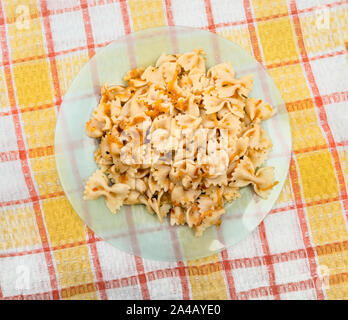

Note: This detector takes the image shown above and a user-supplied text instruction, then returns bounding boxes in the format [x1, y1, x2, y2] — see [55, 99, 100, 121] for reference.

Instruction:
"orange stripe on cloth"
[118, 0, 153, 300]
[80, 0, 96, 59]
[6, 263, 348, 300]
[2, 239, 348, 276]
[219, 250, 238, 299]
[164, 0, 174, 26]
[0, 31, 344, 72]
[119, 0, 132, 34]
[204, 0, 216, 32]
[124, 204, 151, 299]
[0, 88, 346, 119]
[258, 222, 281, 299]
[39, 1, 62, 107]
[200, 3, 238, 299]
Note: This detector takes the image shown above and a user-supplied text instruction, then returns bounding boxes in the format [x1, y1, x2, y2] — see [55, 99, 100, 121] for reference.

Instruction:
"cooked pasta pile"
[84, 48, 278, 237]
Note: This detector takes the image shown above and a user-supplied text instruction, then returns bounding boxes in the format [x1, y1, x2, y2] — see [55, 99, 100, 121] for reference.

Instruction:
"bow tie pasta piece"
[171, 185, 201, 206]
[84, 48, 278, 237]
[84, 170, 130, 213]
[141, 66, 166, 87]
[222, 185, 241, 202]
[151, 164, 171, 191]
[177, 48, 206, 74]
[231, 156, 278, 199]
[242, 123, 273, 150]
[253, 166, 278, 199]
[247, 148, 271, 168]
[236, 74, 254, 98]
[85, 103, 113, 138]
[245, 97, 275, 122]
[155, 53, 178, 67]
[208, 62, 235, 81]
[202, 90, 227, 114]
[170, 206, 186, 226]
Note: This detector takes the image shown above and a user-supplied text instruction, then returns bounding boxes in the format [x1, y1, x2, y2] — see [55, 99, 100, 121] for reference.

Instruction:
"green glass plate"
[55, 26, 292, 261]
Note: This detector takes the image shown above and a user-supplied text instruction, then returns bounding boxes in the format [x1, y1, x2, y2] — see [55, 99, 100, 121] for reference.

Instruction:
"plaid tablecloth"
[0, 0, 347, 300]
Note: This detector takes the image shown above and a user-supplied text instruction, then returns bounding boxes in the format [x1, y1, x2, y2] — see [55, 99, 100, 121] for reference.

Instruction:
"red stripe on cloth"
[119, 0, 132, 34]
[58, 99, 108, 299]
[80, 0, 96, 59]
[0, 2, 60, 300]
[203, 0, 216, 32]
[214, 19, 249, 30]
[289, 157, 325, 299]
[0, 102, 57, 117]
[2, 238, 348, 268]
[220, 249, 238, 299]
[237, 278, 316, 299]
[0, 191, 65, 208]
[243, 0, 263, 63]
[310, 50, 346, 62]
[164, 0, 174, 26]
[39, 1, 62, 108]
[0, 0, 344, 29]
[294, 141, 348, 155]
[1, 136, 347, 166]
[166, 221, 190, 299]
[258, 222, 281, 299]
[205, 19, 237, 299]
[124, 188, 150, 299]
[289, 0, 348, 219]
[0, 33, 344, 71]
[7, 263, 345, 300]
[1, 88, 347, 119]
[176, 261, 190, 300]
[117, 0, 151, 300]
[44, 0, 126, 16]
[164, 25, 192, 302]
[270, 195, 347, 215]
[298, 0, 348, 14]
[77, 0, 108, 300]
[86, 228, 108, 299]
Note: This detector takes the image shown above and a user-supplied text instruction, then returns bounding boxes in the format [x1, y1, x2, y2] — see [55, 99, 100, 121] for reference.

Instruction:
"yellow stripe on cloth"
[218, 28, 254, 56]
[128, 0, 166, 31]
[187, 254, 229, 300]
[257, 16, 299, 65]
[309, 201, 348, 299]
[54, 245, 98, 300]
[300, 7, 348, 56]
[0, 68, 10, 110]
[0, 205, 41, 251]
[252, 0, 289, 19]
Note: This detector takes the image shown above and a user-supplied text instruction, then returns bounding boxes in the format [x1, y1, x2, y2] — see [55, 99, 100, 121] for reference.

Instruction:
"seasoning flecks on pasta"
[84, 48, 277, 237]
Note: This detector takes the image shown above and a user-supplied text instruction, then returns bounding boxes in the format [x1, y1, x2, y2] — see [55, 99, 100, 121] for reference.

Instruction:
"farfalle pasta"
[84, 48, 278, 237]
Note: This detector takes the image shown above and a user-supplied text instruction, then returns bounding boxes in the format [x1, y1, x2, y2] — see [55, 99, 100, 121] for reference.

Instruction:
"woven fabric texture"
[0, 0, 347, 300]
